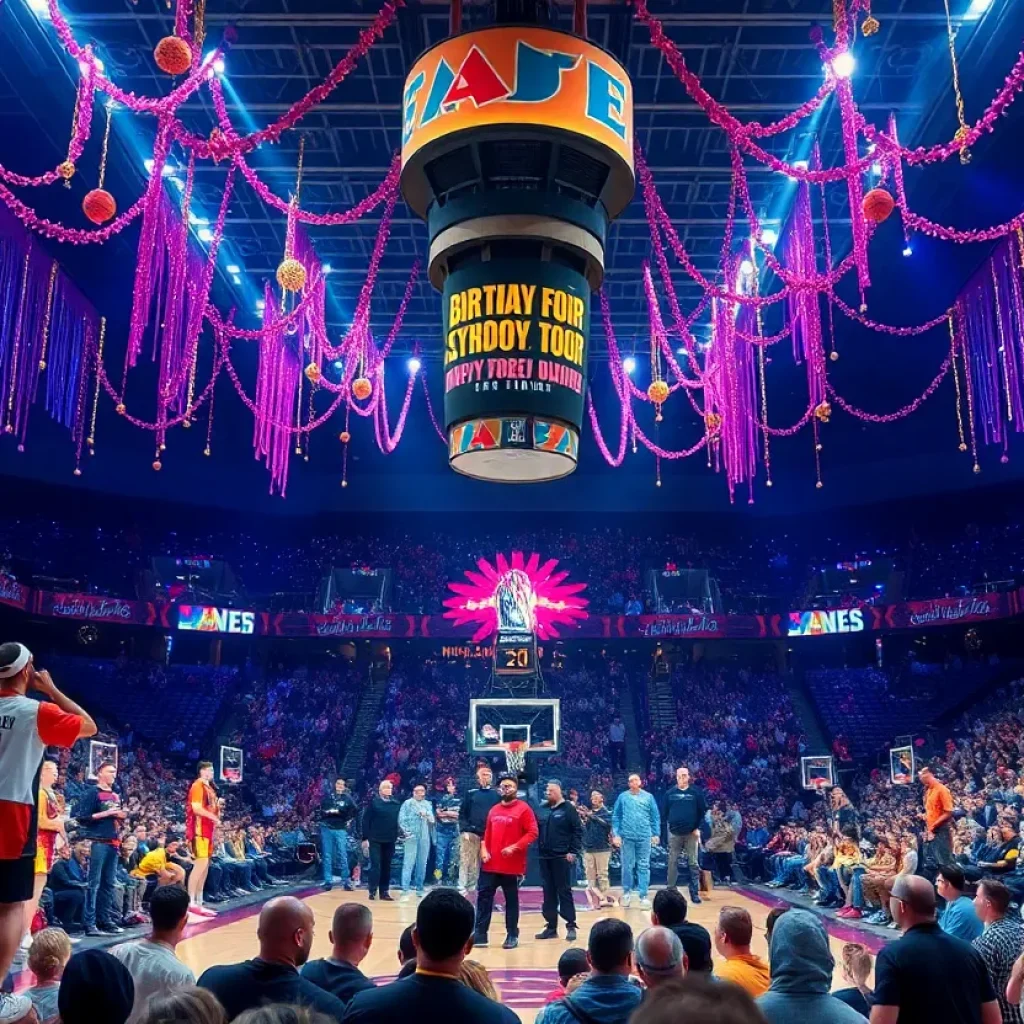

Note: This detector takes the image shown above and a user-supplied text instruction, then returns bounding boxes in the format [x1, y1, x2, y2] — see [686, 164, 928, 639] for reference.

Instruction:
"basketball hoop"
[503, 740, 526, 778]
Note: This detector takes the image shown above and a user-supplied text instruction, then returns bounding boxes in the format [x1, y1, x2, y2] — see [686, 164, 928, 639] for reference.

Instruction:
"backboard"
[800, 754, 835, 790]
[468, 697, 560, 754]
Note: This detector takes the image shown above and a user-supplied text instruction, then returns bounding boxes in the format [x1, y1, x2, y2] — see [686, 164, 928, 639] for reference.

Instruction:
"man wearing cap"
[0, 642, 95, 1024]
[535, 779, 583, 943]
[473, 773, 538, 951]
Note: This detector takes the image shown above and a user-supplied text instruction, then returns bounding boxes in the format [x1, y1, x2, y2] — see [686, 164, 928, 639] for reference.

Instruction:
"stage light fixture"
[761, 228, 779, 247]
[622, 356, 636, 374]
[226, 264, 240, 274]
[407, 357, 422, 374]
[197, 227, 214, 243]
[831, 52, 855, 79]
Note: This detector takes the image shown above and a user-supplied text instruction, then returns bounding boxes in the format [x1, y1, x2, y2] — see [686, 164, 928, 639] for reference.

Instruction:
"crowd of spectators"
[3, 509, 1023, 616]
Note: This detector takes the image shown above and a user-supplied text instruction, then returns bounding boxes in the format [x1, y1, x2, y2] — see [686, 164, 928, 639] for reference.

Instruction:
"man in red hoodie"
[473, 773, 538, 951]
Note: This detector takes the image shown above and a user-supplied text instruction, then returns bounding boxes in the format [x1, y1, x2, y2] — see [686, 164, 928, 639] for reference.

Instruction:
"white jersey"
[0, 691, 80, 859]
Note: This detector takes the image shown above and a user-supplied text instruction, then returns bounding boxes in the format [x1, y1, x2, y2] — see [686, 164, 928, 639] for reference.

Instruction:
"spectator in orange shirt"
[714, 906, 770, 998]
[919, 766, 955, 880]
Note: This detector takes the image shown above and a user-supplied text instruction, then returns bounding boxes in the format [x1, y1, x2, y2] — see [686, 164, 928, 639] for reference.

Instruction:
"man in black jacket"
[535, 779, 583, 942]
[320, 778, 358, 892]
[457, 765, 499, 894]
[344, 889, 518, 1024]
[662, 766, 707, 904]
[361, 780, 400, 901]
[48, 842, 89, 934]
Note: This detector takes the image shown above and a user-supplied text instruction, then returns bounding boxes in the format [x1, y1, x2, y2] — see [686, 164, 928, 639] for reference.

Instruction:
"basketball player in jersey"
[186, 761, 221, 919]
[0, 642, 94, 1022]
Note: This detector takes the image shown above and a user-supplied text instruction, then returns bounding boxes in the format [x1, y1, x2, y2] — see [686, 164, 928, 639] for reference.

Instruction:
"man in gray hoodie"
[756, 909, 867, 1024]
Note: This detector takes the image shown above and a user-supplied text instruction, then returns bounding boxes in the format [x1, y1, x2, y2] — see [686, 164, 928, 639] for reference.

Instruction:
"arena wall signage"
[1, 587, 1022, 638]
[33, 590, 171, 627]
[177, 605, 257, 635]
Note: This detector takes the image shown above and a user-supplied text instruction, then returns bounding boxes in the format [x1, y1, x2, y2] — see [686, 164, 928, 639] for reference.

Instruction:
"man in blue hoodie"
[756, 909, 866, 1024]
[535, 919, 643, 1024]
[611, 774, 660, 909]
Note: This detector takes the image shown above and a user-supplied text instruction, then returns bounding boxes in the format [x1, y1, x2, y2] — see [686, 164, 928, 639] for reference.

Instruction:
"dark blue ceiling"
[0, 0, 1022, 515]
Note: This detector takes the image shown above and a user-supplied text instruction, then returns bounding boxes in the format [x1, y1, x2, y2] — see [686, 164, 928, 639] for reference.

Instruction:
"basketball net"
[504, 740, 526, 778]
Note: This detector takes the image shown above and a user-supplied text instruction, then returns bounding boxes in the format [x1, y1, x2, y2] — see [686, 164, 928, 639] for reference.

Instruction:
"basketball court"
[173, 883, 881, 1021]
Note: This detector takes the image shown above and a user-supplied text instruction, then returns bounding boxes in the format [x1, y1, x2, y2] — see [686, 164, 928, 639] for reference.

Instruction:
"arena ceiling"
[0, 0, 1021, 514]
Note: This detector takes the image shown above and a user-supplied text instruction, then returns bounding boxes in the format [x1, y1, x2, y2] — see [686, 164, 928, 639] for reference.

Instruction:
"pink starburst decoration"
[443, 551, 589, 643]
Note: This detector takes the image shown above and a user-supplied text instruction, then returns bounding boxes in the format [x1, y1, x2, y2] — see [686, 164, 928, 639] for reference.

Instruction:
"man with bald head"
[869, 875, 1000, 1024]
[302, 902, 375, 1006]
[635, 926, 685, 991]
[198, 896, 346, 1020]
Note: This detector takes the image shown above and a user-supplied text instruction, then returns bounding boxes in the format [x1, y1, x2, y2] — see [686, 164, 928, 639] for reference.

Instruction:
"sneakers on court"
[566, 926, 578, 942]
[502, 935, 519, 950]
[0, 992, 32, 1024]
[400, 892, 413, 903]
[473, 935, 489, 948]
[639, 898, 652, 910]
[535, 928, 558, 940]
[621, 892, 632, 907]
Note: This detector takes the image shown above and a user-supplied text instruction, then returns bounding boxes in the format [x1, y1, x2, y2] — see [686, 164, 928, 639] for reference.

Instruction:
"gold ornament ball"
[861, 14, 880, 36]
[38, 359, 47, 371]
[154, 35, 194, 76]
[829, 350, 839, 362]
[340, 431, 351, 444]
[86, 436, 94, 446]
[152, 460, 162, 471]
[276, 257, 307, 293]
[815, 480, 824, 489]
[116, 403, 126, 415]
[203, 447, 211, 457]
[73, 467, 82, 477]
[814, 401, 832, 423]
[973, 463, 981, 474]
[304, 362, 322, 385]
[647, 380, 670, 405]
[182, 419, 191, 429]
[341, 479, 349, 488]
[352, 376, 372, 401]
[57, 160, 75, 184]
[959, 442, 968, 452]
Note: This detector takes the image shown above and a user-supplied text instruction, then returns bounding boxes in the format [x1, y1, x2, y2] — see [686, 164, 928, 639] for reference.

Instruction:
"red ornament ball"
[352, 377, 372, 401]
[862, 188, 895, 225]
[83, 189, 116, 225]
[154, 35, 194, 76]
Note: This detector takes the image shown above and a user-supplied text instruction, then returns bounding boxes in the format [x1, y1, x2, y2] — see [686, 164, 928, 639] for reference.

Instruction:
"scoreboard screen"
[495, 634, 536, 675]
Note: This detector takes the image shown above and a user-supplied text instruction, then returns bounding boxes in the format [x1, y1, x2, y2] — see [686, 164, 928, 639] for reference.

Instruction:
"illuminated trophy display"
[400, 0, 634, 481]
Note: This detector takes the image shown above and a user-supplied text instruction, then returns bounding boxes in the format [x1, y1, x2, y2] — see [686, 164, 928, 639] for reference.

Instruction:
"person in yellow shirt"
[714, 906, 770, 998]
[131, 836, 186, 901]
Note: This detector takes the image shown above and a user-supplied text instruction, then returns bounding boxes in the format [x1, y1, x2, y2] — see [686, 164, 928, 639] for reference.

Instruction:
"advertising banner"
[873, 593, 1015, 630]
[177, 605, 257, 635]
[35, 591, 169, 627]
[260, 612, 417, 639]
[0, 574, 29, 610]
